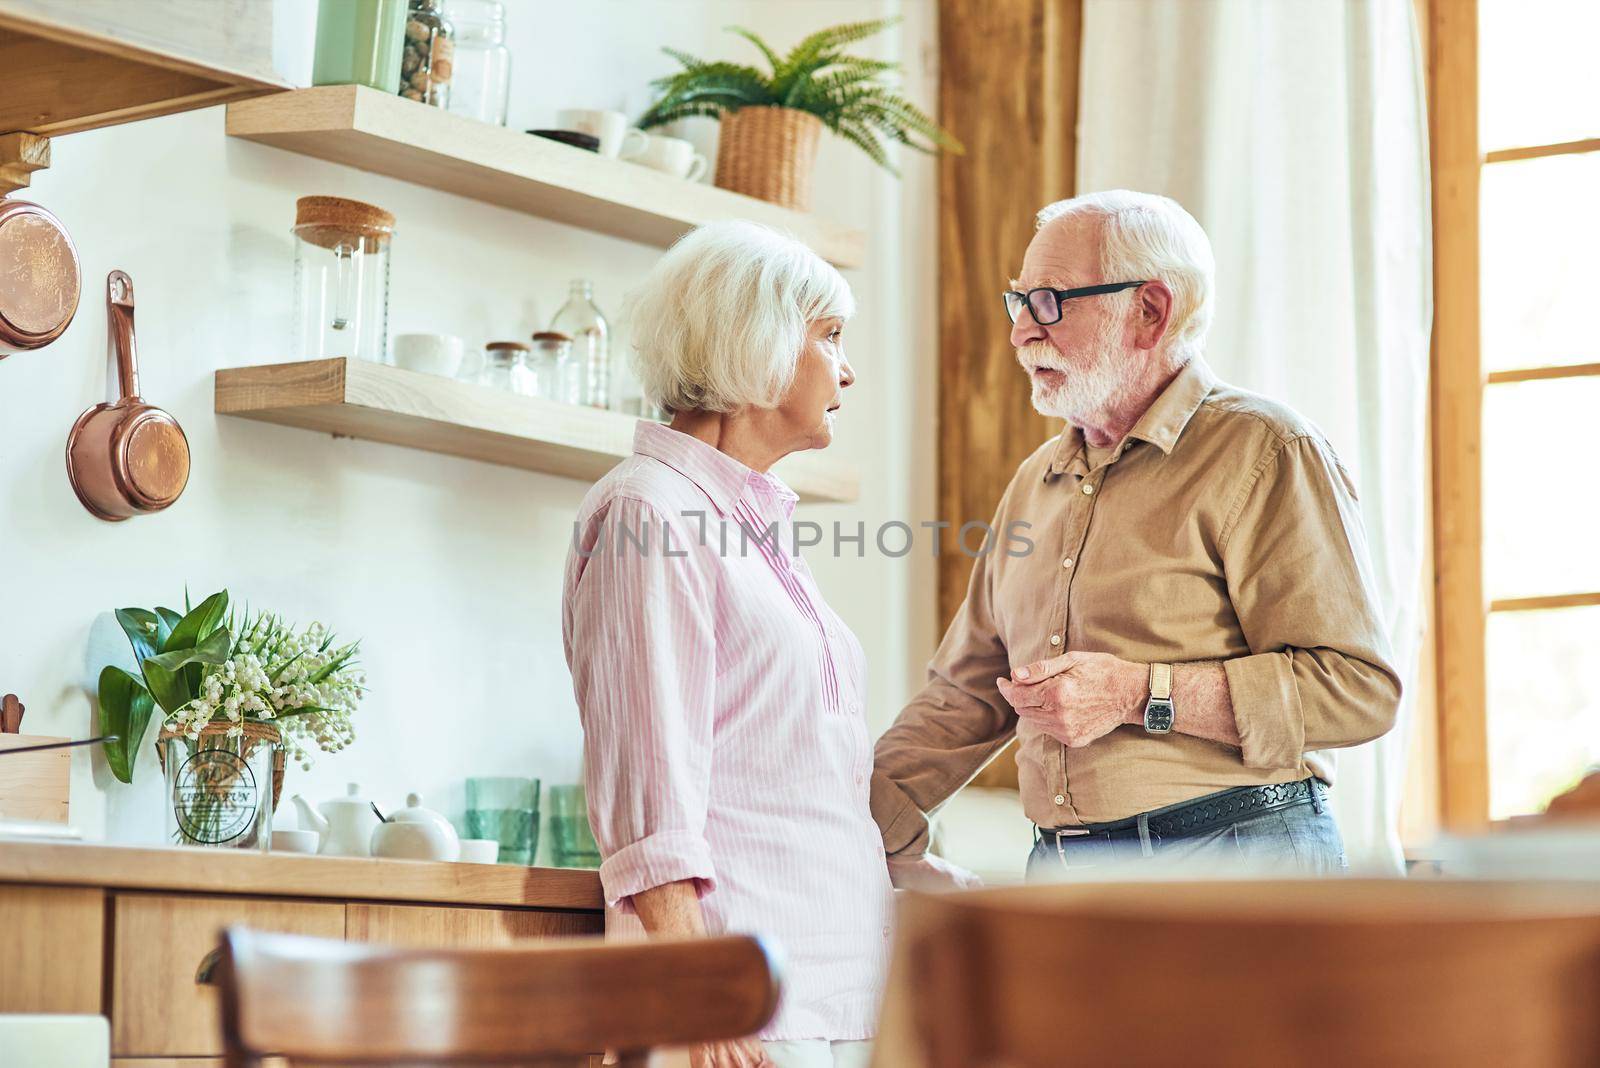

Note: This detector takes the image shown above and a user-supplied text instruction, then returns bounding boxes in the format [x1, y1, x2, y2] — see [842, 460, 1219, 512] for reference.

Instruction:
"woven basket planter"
[715, 106, 824, 212]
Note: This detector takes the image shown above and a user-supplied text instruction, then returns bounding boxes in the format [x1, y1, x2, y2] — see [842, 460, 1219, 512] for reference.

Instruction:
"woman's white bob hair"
[628, 220, 855, 414]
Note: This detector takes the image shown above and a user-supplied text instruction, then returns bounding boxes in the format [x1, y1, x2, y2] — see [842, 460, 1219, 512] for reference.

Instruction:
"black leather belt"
[1037, 778, 1327, 844]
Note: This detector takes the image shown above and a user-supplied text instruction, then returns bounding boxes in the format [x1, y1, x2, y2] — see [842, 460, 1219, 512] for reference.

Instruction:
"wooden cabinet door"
[0, 883, 104, 1013]
[111, 891, 345, 1057]
[346, 902, 602, 947]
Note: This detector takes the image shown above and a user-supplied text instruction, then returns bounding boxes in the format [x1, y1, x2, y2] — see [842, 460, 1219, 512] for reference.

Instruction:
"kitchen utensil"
[466, 775, 539, 864]
[270, 828, 321, 854]
[370, 792, 461, 861]
[393, 332, 464, 376]
[457, 837, 499, 864]
[290, 782, 382, 857]
[621, 133, 709, 181]
[0, 195, 81, 357]
[65, 271, 191, 522]
[0, 734, 114, 756]
[1, 694, 23, 733]
[555, 109, 648, 158]
[527, 129, 600, 153]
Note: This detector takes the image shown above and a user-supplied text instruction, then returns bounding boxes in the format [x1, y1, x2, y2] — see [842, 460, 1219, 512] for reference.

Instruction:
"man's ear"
[1134, 281, 1175, 351]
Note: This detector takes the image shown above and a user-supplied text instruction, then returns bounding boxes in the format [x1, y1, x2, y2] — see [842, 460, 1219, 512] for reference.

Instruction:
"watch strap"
[1149, 662, 1173, 700]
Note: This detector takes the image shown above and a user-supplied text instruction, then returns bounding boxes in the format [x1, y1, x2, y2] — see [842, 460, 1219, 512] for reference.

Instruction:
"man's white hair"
[1036, 190, 1215, 362]
[628, 220, 855, 414]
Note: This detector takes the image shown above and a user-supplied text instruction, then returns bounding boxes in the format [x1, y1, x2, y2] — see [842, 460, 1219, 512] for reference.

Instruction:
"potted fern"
[639, 18, 960, 212]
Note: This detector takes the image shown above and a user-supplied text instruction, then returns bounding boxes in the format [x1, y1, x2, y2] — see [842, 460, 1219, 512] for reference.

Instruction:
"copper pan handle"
[107, 269, 139, 401]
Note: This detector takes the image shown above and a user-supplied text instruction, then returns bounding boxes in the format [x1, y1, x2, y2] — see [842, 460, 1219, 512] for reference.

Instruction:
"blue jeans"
[1026, 784, 1349, 879]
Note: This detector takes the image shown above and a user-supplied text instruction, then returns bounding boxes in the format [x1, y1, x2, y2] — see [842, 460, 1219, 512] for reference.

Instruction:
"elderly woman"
[561, 221, 891, 1068]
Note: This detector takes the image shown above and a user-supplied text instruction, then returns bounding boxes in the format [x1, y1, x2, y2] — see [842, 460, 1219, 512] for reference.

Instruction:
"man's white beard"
[1017, 313, 1131, 425]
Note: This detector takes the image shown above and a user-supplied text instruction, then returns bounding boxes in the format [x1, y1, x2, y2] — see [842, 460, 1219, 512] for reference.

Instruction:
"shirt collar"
[1048, 358, 1217, 476]
[632, 421, 798, 518]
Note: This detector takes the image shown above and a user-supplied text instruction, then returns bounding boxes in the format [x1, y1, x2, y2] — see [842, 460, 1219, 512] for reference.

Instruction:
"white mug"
[621, 132, 709, 181]
[556, 108, 648, 159]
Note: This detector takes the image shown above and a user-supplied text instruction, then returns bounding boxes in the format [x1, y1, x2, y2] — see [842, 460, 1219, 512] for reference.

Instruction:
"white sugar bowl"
[370, 792, 461, 862]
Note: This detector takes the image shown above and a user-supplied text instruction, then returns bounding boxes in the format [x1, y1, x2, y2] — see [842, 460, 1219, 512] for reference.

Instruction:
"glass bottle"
[312, 0, 407, 93]
[292, 196, 395, 365]
[401, 0, 454, 107]
[481, 341, 532, 393]
[550, 280, 610, 409]
[444, 0, 511, 125]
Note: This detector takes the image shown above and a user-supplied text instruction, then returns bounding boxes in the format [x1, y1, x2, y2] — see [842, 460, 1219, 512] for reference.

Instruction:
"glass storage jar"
[444, 0, 511, 125]
[481, 340, 534, 394]
[292, 196, 394, 365]
[312, 0, 407, 93]
[528, 331, 574, 401]
[402, 0, 454, 106]
[549, 279, 610, 409]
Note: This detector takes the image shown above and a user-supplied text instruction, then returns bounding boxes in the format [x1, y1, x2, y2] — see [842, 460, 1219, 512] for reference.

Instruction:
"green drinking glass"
[465, 776, 540, 865]
[548, 784, 602, 869]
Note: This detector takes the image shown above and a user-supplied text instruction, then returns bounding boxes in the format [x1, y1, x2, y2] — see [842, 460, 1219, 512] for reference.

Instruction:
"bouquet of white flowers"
[99, 590, 366, 781]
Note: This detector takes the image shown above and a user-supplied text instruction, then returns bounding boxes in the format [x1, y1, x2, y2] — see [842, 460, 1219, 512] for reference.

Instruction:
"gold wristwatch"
[1143, 662, 1175, 734]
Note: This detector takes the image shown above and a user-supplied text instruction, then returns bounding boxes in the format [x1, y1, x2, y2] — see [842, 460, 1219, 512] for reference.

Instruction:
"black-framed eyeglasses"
[1003, 281, 1148, 326]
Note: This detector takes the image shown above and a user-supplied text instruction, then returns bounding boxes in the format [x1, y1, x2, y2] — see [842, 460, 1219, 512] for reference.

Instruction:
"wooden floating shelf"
[225, 85, 866, 268]
[0, 2, 288, 141]
[215, 358, 860, 504]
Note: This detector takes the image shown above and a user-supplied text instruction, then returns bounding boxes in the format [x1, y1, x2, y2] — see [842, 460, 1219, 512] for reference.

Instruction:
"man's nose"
[1011, 308, 1045, 348]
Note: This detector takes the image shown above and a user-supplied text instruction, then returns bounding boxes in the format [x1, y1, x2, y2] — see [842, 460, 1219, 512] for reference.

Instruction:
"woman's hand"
[690, 1037, 774, 1067]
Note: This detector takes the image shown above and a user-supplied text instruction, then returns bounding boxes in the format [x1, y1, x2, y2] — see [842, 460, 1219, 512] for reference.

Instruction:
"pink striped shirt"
[562, 421, 894, 1041]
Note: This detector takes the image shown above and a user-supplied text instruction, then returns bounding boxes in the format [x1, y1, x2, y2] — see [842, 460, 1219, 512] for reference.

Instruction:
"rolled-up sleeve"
[564, 496, 718, 910]
[1219, 435, 1402, 771]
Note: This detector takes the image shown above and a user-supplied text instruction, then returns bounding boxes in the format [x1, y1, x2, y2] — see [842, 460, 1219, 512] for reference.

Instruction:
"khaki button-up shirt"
[872, 358, 1400, 850]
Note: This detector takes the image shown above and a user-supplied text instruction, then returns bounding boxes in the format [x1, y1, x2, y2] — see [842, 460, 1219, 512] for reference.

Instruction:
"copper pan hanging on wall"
[65, 271, 190, 521]
[0, 195, 81, 356]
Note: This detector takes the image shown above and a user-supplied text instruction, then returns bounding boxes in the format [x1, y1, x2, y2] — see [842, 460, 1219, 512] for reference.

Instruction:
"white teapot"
[289, 782, 381, 857]
[370, 793, 461, 862]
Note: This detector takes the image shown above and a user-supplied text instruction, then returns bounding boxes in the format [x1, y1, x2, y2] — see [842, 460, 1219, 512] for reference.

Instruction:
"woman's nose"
[840, 358, 856, 388]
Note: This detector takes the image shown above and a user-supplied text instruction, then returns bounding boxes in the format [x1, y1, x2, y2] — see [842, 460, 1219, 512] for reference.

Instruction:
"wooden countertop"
[0, 838, 604, 910]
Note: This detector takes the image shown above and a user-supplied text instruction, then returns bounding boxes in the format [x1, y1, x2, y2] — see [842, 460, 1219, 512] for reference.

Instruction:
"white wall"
[0, 0, 939, 851]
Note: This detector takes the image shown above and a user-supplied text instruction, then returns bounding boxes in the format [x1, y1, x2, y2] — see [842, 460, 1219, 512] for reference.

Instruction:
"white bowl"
[458, 838, 500, 864]
[272, 829, 320, 854]
[393, 333, 465, 377]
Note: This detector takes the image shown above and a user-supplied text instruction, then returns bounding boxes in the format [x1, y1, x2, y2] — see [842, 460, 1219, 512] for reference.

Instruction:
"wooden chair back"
[215, 926, 780, 1067]
[881, 879, 1600, 1068]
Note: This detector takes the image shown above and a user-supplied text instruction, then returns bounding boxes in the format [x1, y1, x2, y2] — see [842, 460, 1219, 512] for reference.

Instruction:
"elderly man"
[874, 190, 1400, 881]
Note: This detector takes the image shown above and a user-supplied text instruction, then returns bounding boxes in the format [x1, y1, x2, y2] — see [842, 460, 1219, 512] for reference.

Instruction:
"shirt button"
[1054, 794, 1066, 805]
[1081, 483, 1095, 495]
[1049, 634, 1061, 646]
[882, 925, 892, 939]
[1062, 557, 1074, 569]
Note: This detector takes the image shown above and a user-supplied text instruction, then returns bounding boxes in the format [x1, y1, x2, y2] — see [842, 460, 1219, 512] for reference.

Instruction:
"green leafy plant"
[97, 590, 365, 782]
[638, 18, 962, 172]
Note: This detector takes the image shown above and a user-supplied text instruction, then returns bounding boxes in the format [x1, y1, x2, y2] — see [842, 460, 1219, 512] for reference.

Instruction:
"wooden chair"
[213, 926, 780, 1067]
[875, 879, 1600, 1068]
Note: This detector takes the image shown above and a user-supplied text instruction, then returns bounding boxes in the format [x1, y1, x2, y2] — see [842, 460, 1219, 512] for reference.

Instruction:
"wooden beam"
[1486, 362, 1600, 385]
[1428, 0, 1489, 828]
[0, 131, 49, 194]
[1484, 137, 1600, 165]
[937, 0, 1081, 791]
[1489, 592, 1600, 613]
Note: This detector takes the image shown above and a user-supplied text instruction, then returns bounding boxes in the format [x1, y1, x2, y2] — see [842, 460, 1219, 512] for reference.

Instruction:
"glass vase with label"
[158, 723, 281, 851]
[550, 280, 610, 409]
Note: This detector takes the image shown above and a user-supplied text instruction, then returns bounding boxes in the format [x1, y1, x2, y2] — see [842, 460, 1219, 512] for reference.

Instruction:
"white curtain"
[1077, 0, 1432, 871]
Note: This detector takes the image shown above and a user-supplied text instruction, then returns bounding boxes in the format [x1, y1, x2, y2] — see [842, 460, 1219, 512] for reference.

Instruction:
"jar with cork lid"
[292, 196, 394, 365]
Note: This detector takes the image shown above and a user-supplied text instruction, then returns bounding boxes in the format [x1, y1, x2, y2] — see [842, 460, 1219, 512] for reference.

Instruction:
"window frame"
[1428, 0, 1600, 827]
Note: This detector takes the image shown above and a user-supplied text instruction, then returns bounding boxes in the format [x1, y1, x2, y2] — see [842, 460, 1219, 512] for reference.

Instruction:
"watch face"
[1145, 699, 1175, 733]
